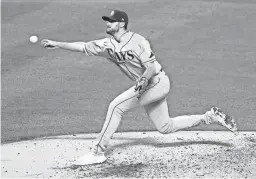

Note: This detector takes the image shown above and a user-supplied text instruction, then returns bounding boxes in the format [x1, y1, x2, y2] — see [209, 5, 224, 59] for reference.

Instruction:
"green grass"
[2, 0, 256, 143]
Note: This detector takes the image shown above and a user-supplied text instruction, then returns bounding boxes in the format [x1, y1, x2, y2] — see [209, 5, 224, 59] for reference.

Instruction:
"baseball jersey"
[82, 31, 162, 81]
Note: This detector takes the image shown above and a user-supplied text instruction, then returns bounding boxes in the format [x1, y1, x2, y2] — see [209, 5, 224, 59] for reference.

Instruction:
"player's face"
[106, 21, 120, 35]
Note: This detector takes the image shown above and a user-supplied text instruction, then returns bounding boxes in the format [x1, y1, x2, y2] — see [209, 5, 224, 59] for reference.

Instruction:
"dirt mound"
[1, 131, 256, 178]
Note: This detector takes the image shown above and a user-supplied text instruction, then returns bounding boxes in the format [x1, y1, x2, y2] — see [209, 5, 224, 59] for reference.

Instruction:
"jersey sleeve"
[83, 38, 108, 56]
[138, 39, 156, 65]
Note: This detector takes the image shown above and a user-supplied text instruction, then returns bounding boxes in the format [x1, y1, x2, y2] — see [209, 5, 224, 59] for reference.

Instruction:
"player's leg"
[141, 71, 237, 134]
[74, 86, 139, 165]
[144, 98, 237, 134]
[139, 71, 204, 133]
[95, 86, 139, 150]
[144, 97, 208, 133]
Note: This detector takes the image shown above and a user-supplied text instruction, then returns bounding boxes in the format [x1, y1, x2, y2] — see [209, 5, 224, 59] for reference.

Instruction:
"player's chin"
[106, 29, 112, 35]
[106, 28, 117, 35]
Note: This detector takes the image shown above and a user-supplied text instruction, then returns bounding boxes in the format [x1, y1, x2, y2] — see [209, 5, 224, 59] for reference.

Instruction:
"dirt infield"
[1, 131, 256, 178]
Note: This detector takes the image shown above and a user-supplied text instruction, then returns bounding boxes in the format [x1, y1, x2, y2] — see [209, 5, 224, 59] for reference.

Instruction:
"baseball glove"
[134, 77, 149, 95]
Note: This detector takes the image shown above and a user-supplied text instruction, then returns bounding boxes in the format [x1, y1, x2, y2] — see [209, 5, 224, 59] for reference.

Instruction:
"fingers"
[136, 87, 145, 99]
[134, 84, 142, 92]
[41, 39, 49, 47]
[41, 39, 49, 45]
[41, 39, 48, 43]
[41, 39, 57, 49]
[134, 85, 138, 91]
[134, 78, 142, 91]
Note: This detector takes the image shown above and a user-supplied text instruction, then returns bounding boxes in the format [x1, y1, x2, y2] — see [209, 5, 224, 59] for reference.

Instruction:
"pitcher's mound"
[1, 131, 256, 178]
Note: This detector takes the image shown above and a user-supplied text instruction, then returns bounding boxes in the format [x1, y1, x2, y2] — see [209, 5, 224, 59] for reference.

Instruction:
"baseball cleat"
[73, 147, 107, 165]
[205, 107, 237, 133]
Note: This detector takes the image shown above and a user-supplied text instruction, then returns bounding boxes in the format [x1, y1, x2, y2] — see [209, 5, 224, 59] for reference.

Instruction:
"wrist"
[138, 76, 149, 82]
[54, 41, 60, 47]
[141, 77, 148, 80]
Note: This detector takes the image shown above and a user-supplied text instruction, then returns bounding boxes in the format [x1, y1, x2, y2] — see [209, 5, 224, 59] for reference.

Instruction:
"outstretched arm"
[41, 39, 85, 52]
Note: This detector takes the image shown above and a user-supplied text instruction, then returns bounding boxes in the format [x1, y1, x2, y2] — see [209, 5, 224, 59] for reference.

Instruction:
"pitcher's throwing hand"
[41, 39, 58, 49]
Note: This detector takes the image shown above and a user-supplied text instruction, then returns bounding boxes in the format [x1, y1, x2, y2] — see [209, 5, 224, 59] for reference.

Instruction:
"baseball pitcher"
[41, 9, 237, 165]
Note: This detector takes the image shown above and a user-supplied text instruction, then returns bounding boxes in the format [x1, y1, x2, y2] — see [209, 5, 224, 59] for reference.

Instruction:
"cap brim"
[102, 16, 117, 22]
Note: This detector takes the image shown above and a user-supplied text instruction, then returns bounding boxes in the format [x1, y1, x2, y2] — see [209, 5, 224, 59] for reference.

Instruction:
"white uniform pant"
[96, 71, 207, 150]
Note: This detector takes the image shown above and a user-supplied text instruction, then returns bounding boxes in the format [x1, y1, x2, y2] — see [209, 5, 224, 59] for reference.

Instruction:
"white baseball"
[29, 36, 38, 43]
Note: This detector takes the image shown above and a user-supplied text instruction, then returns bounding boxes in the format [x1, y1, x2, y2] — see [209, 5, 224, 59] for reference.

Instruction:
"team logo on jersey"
[106, 49, 135, 63]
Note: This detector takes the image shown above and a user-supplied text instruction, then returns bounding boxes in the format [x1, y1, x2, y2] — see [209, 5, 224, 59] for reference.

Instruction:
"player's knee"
[157, 127, 171, 134]
[108, 101, 116, 111]
[108, 102, 124, 116]
[157, 123, 176, 134]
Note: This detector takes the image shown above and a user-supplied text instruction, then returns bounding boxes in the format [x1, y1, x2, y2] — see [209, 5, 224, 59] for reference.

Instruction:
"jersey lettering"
[107, 48, 135, 63]
[83, 32, 162, 80]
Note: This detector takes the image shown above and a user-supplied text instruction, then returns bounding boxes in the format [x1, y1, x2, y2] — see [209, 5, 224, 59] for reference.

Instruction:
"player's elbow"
[142, 62, 157, 80]
[67, 42, 86, 52]
[147, 62, 157, 76]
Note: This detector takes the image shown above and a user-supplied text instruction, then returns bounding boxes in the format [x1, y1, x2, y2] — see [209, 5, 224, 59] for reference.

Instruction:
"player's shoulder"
[88, 37, 112, 47]
[130, 32, 152, 50]
[131, 32, 148, 42]
[96, 37, 111, 43]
